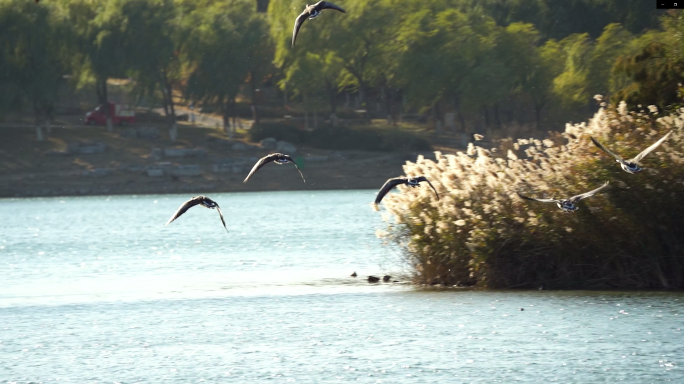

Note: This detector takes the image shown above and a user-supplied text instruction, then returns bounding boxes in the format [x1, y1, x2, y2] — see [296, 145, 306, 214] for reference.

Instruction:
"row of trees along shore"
[2, 0, 681, 138]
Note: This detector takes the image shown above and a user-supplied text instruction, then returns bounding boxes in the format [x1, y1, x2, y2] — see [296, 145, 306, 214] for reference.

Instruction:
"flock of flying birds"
[164, 2, 674, 231]
[517, 130, 673, 212]
[166, 129, 674, 231]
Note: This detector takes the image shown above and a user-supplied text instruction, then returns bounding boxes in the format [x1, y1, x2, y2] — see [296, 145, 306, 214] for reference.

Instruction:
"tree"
[182, 0, 250, 138]
[61, 0, 128, 132]
[114, 0, 181, 139]
[0, 0, 67, 136]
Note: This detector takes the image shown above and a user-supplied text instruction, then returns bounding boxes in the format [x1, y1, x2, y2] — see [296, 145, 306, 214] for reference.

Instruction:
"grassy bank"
[381, 101, 684, 289]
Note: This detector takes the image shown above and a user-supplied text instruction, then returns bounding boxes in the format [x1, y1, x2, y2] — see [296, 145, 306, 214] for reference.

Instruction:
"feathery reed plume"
[380, 102, 684, 289]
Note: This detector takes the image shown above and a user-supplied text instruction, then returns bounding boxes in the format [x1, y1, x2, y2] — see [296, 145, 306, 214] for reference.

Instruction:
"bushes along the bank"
[381, 101, 684, 289]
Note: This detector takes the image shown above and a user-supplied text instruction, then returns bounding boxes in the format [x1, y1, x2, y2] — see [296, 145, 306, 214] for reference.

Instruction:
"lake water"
[0, 191, 682, 383]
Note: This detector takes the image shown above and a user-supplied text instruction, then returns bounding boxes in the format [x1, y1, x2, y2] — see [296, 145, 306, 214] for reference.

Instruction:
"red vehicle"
[85, 103, 136, 126]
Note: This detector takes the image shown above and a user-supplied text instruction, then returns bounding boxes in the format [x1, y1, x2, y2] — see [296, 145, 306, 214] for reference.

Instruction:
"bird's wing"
[590, 137, 623, 161]
[215, 204, 228, 233]
[632, 130, 672, 163]
[569, 181, 609, 202]
[415, 176, 439, 200]
[244, 155, 275, 182]
[286, 157, 306, 183]
[292, 11, 309, 47]
[374, 178, 405, 205]
[517, 192, 557, 204]
[318, 1, 347, 13]
[165, 197, 202, 226]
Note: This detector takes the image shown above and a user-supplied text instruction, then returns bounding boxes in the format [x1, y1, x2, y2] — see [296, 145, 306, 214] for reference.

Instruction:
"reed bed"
[380, 100, 684, 289]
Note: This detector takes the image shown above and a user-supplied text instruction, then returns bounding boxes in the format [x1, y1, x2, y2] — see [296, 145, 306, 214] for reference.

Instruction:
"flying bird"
[244, 153, 305, 183]
[165, 195, 228, 232]
[374, 176, 439, 205]
[590, 131, 672, 174]
[292, 1, 346, 47]
[517, 181, 609, 213]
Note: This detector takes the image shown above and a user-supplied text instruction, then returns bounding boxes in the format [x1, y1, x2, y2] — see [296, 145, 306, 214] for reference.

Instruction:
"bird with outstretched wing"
[374, 176, 439, 205]
[243, 153, 305, 183]
[165, 195, 228, 233]
[590, 130, 672, 174]
[517, 181, 609, 213]
[292, 1, 346, 47]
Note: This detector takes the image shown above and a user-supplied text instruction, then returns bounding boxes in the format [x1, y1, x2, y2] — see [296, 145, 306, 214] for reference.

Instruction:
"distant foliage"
[380, 101, 684, 289]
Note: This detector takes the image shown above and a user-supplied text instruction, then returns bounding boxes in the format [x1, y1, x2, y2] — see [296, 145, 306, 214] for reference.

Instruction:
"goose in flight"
[590, 130, 672, 174]
[165, 195, 228, 232]
[374, 176, 439, 205]
[292, 1, 346, 47]
[517, 181, 609, 213]
[244, 153, 305, 183]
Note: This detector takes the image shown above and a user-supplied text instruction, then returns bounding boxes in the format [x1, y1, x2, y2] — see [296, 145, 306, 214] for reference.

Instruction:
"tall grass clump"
[381, 100, 684, 289]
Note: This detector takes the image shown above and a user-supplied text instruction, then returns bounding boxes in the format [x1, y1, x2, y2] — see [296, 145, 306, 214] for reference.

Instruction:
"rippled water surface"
[1, 191, 682, 383]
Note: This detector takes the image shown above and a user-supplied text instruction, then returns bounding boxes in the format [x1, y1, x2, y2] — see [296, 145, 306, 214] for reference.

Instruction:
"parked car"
[85, 103, 136, 126]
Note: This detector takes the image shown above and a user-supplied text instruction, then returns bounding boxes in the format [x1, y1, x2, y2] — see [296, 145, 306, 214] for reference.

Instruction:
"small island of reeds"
[380, 101, 684, 289]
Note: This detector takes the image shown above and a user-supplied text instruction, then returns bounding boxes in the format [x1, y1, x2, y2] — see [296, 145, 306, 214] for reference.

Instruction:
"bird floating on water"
[244, 153, 305, 183]
[368, 276, 380, 283]
[165, 195, 228, 232]
[292, 1, 346, 47]
[517, 181, 609, 213]
[590, 130, 672, 174]
[374, 176, 439, 205]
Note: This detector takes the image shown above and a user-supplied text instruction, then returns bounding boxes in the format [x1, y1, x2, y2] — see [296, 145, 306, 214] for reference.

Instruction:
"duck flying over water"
[374, 176, 439, 205]
[590, 130, 672, 174]
[244, 153, 305, 183]
[517, 181, 609, 213]
[165, 195, 228, 232]
[292, 1, 346, 47]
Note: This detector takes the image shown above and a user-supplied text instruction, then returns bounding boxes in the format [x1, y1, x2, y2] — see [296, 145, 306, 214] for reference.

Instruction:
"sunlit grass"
[381, 101, 684, 289]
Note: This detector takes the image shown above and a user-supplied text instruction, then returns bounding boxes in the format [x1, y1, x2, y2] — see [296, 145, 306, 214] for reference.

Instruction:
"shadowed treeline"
[0, 0, 677, 138]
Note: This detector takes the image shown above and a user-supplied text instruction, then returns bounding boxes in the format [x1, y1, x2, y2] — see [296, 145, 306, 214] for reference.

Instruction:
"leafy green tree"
[112, 0, 180, 137]
[494, 23, 566, 129]
[182, 0, 250, 137]
[59, 0, 129, 132]
[0, 0, 67, 134]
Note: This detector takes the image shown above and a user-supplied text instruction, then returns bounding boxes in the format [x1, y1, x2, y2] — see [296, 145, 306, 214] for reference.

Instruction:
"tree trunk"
[494, 102, 501, 130]
[533, 99, 545, 131]
[249, 70, 260, 123]
[325, 79, 337, 114]
[35, 112, 43, 141]
[159, 72, 177, 141]
[222, 98, 231, 138]
[324, 80, 338, 128]
[96, 78, 113, 132]
[231, 96, 237, 137]
[453, 96, 466, 132]
[358, 83, 366, 106]
[304, 93, 309, 130]
[283, 82, 288, 109]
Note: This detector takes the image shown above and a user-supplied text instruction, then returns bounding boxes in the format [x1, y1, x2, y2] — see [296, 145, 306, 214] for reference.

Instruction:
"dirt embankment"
[0, 121, 452, 198]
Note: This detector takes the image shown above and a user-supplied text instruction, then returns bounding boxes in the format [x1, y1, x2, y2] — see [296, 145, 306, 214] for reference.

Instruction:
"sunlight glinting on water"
[0, 191, 682, 382]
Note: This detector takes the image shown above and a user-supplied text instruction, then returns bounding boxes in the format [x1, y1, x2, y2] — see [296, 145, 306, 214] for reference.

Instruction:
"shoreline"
[0, 122, 449, 199]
